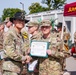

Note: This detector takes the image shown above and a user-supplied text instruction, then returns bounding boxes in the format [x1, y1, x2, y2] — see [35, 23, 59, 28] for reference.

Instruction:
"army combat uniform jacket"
[3, 27, 27, 74]
[0, 32, 4, 50]
[39, 33, 69, 75]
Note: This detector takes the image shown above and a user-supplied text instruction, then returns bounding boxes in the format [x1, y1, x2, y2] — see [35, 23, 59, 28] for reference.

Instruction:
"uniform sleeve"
[50, 40, 70, 59]
[3, 33, 22, 61]
[22, 39, 30, 55]
[54, 50, 70, 59]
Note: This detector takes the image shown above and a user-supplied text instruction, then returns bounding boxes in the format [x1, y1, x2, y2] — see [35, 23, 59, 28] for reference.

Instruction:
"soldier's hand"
[46, 49, 51, 55]
[21, 56, 27, 64]
[25, 55, 32, 63]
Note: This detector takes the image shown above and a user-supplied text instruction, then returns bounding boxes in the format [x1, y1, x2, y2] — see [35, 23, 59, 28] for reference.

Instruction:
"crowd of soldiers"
[0, 11, 76, 75]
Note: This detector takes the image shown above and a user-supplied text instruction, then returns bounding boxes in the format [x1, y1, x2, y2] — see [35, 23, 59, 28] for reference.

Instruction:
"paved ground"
[65, 55, 76, 75]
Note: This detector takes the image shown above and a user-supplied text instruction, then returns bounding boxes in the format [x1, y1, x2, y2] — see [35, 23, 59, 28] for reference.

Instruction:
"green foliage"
[29, 2, 42, 14]
[29, 2, 49, 14]
[52, 0, 66, 9]
[42, 0, 66, 10]
[2, 8, 26, 21]
[37, 18, 42, 23]
[50, 18, 58, 29]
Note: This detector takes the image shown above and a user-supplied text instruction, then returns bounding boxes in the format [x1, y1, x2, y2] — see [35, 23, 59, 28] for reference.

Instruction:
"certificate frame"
[30, 40, 49, 58]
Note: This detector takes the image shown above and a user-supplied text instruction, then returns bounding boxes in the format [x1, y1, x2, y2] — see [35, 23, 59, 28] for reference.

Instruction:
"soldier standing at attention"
[26, 21, 42, 75]
[38, 20, 70, 75]
[3, 12, 31, 75]
[0, 23, 5, 75]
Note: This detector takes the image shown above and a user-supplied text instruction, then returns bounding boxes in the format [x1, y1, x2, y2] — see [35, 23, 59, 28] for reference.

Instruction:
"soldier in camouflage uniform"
[26, 21, 42, 75]
[56, 23, 70, 70]
[37, 20, 70, 75]
[3, 12, 31, 75]
[0, 23, 5, 75]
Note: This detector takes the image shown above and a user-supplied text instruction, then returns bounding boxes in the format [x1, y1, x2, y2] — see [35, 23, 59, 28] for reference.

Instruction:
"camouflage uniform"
[0, 31, 4, 50]
[3, 26, 28, 75]
[21, 28, 30, 53]
[56, 24, 70, 70]
[38, 20, 69, 75]
[26, 21, 42, 75]
[0, 31, 4, 75]
[0, 23, 5, 75]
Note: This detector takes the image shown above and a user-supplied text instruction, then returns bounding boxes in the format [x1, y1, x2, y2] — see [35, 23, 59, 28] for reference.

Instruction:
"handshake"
[21, 55, 32, 64]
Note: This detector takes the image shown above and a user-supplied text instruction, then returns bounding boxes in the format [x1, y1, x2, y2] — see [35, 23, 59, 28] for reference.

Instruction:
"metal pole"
[20, 2, 24, 11]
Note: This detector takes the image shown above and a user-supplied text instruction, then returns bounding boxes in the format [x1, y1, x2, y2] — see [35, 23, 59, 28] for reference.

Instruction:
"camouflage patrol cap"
[4, 17, 10, 23]
[26, 21, 39, 27]
[40, 20, 51, 26]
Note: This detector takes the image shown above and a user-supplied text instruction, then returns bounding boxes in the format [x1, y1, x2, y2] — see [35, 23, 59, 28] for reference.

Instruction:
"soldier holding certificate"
[37, 20, 70, 75]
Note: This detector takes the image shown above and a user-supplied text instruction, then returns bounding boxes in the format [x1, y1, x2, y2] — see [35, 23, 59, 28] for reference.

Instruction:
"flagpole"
[61, 16, 65, 39]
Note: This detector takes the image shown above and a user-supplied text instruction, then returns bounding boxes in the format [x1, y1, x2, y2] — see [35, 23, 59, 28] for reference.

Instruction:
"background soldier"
[0, 23, 5, 75]
[3, 12, 30, 75]
[4, 17, 13, 32]
[56, 23, 70, 74]
[26, 21, 42, 40]
[26, 21, 42, 75]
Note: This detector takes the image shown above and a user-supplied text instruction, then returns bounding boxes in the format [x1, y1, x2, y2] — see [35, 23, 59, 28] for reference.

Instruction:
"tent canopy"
[64, 2, 76, 16]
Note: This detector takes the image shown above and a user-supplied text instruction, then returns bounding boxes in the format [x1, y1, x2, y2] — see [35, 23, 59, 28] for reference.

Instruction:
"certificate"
[30, 41, 49, 57]
[28, 60, 38, 72]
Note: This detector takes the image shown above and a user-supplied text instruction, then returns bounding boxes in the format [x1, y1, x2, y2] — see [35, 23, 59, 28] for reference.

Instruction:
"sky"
[0, 0, 76, 17]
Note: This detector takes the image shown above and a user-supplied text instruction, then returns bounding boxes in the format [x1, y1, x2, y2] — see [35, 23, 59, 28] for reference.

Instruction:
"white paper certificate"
[28, 60, 38, 71]
[30, 41, 49, 57]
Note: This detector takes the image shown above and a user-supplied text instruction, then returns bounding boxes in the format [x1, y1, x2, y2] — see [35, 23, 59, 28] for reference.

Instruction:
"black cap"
[56, 22, 62, 28]
[10, 12, 29, 23]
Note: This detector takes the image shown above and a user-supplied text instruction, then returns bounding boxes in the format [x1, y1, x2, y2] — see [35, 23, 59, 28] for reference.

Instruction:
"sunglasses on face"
[41, 26, 50, 29]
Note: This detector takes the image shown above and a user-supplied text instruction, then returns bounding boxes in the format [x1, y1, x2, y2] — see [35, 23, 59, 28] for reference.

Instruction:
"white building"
[25, 9, 76, 43]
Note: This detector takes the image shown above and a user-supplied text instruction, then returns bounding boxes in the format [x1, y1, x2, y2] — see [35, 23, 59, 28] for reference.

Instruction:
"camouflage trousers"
[0, 60, 3, 75]
[3, 71, 19, 75]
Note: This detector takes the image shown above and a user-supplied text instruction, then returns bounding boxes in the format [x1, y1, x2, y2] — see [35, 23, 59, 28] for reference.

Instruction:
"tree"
[29, 2, 49, 14]
[52, 0, 66, 9]
[42, 0, 66, 10]
[29, 2, 43, 14]
[2, 8, 26, 21]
